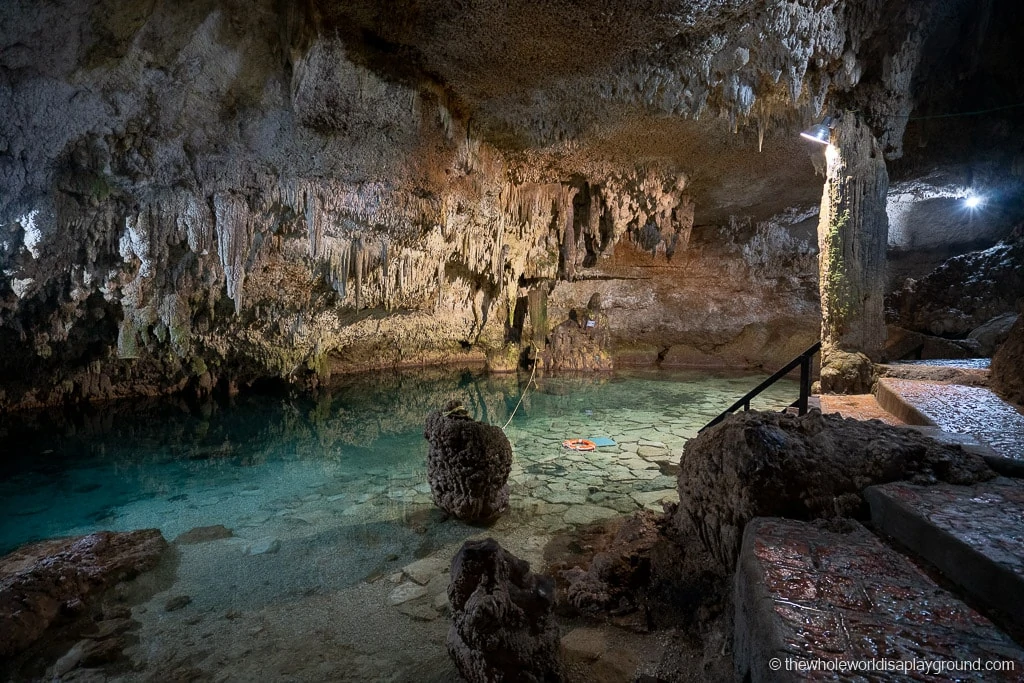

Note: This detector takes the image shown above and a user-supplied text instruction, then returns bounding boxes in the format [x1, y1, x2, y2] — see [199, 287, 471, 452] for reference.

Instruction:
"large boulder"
[968, 313, 1019, 357]
[447, 538, 562, 683]
[991, 314, 1024, 405]
[0, 530, 168, 660]
[674, 410, 994, 568]
[424, 401, 513, 521]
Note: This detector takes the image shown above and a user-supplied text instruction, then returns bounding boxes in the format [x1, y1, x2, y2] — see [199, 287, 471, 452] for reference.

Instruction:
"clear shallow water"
[1, 367, 801, 680]
[0, 367, 798, 556]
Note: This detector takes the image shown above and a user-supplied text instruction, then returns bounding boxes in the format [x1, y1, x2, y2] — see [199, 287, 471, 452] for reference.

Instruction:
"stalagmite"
[816, 114, 889, 393]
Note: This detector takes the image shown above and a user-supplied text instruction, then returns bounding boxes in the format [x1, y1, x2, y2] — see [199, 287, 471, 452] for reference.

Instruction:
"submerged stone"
[0, 530, 167, 661]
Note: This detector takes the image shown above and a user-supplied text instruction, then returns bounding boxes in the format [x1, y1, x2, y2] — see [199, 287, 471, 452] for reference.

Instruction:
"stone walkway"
[877, 377, 1024, 467]
[735, 517, 1024, 682]
[866, 478, 1024, 631]
[818, 393, 905, 425]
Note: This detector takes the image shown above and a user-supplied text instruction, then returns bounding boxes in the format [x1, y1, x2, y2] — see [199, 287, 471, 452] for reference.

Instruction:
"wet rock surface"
[674, 410, 994, 567]
[447, 538, 562, 683]
[424, 401, 513, 521]
[0, 530, 167, 665]
[866, 478, 1024, 631]
[878, 378, 1024, 466]
[735, 517, 1024, 682]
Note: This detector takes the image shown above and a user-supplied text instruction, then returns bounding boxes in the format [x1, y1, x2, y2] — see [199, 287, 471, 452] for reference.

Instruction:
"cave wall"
[549, 210, 821, 370]
[0, 1, 708, 409]
[0, 0, 998, 409]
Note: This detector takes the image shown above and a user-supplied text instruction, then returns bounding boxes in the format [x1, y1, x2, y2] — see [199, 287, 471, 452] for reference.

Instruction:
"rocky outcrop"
[447, 538, 562, 683]
[674, 410, 994, 567]
[543, 293, 612, 372]
[818, 350, 876, 394]
[552, 212, 823, 370]
[888, 231, 1024, 340]
[424, 401, 513, 521]
[0, 530, 167, 661]
[992, 314, 1024, 405]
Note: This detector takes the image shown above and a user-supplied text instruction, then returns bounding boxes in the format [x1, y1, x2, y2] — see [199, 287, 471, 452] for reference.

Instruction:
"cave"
[2, 0, 1024, 681]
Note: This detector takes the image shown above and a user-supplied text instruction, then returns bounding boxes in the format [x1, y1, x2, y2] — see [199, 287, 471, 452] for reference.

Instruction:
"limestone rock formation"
[816, 115, 889, 392]
[543, 293, 612, 372]
[991, 314, 1024, 406]
[3, 0, 1014, 408]
[818, 350, 875, 395]
[674, 410, 994, 567]
[559, 512, 663, 615]
[888, 231, 1024, 340]
[969, 313, 1019, 357]
[447, 538, 562, 683]
[424, 401, 513, 521]
[0, 530, 167, 661]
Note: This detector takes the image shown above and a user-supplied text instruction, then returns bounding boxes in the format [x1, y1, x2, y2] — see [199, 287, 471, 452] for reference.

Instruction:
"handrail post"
[698, 341, 821, 433]
[798, 351, 812, 415]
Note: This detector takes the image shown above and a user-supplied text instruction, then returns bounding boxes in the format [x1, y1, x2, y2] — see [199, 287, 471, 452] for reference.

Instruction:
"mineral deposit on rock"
[424, 401, 513, 521]
[0, 530, 168, 660]
[447, 538, 562, 683]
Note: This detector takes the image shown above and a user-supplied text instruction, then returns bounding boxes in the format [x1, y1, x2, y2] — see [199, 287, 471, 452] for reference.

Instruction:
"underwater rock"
[424, 401, 512, 521]
[548, 512, 726, 631]
[674, 410, 994, 568]
[0, 529, 167, 660]
[164, 595, 192, 612]
[991, 314, 1024, 405]
[174, 525, 233, 544]
[560, 513, 662, 615]
[447, 538, 562, 683]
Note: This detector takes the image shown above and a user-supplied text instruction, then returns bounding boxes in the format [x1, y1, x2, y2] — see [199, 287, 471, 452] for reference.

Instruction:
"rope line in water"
[502, 359, 538, 431]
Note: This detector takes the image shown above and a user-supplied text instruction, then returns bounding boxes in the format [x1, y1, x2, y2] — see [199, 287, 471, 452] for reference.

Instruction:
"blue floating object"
[588, 437, 617, 447]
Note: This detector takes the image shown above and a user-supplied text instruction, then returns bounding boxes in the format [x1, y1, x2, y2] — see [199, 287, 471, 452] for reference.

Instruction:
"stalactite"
[305, 192, 322, 259]
[353, 237, 364, 310]
[213, 192, 255, 314]
[178, 193, 213, 255]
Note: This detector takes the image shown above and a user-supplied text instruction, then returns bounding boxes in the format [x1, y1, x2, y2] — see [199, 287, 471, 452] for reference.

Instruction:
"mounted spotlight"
[964, 194, 984, 209]
[800, 116, 835, 145]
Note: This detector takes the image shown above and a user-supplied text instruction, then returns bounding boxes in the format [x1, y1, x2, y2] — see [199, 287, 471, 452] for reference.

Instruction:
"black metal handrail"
[699, 341, 821, 433]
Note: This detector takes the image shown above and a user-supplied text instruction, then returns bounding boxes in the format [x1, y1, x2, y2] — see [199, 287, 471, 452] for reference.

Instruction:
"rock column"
[816, 114, 889, 393]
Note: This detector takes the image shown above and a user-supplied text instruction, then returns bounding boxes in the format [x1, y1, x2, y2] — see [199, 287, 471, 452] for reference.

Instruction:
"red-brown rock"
[0, 530, 168, 659]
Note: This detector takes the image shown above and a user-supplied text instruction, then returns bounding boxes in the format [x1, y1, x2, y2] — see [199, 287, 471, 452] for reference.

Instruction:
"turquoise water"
[0, 367, 798, 556]
[1, 367, 802, 680]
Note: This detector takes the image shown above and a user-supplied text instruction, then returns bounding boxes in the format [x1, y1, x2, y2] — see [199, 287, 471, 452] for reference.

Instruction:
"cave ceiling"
[311, 0, 1021, 224]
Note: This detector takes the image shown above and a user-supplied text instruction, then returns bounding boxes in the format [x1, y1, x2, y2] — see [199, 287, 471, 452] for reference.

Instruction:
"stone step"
[865, 478, 1024, 632]
[734, 517, 1024, 682]
[876, 377, 1024, 477]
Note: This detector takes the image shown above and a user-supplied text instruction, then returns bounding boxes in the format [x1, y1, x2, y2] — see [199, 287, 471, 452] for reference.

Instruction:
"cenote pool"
[0, 367, 798, 681]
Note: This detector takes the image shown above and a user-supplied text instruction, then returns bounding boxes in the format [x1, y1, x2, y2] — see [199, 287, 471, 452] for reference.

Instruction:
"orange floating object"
[562, 439, 596, 452]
